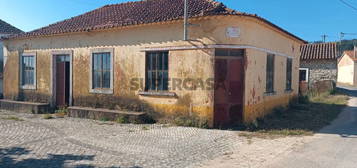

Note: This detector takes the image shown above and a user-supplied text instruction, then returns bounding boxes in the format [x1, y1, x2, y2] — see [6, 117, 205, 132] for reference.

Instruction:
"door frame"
[51, 50, 73, 106]
[213, 49, 246, 127]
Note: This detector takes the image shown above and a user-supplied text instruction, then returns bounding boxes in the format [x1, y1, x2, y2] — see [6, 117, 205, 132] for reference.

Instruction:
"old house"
[300, 42, 339, 92]
[0, 19, 23, 95]
[337, 47, 357, 86]
[2, 0, 305, 127]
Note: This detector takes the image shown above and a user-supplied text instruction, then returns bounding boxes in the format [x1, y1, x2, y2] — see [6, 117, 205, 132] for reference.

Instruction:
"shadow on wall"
[0, 147, 142, 168]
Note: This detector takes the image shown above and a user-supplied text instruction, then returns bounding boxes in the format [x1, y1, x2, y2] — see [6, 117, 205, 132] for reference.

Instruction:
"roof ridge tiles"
[4, 0, 305, 43]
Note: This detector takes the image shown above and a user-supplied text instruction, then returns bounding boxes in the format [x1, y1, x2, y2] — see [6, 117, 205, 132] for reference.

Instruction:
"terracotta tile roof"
[300, 42, 338, 60]
[0, 19, 23, 34]
[5, 0, 305, 43]
[344, 50, 357, 61]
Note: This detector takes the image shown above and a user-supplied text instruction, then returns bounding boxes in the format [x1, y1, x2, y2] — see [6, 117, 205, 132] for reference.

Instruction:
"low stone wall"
[0, 99, 51, 114]
[301, 60, 337, 88]
[68, 106, 151, 123]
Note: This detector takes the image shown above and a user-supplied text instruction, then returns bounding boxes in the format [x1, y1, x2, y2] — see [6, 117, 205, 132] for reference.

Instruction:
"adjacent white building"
[337, 47, 357, 86]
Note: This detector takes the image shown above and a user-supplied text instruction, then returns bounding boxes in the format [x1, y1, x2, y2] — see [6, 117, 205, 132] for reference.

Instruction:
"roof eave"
[5, 13, 306, 44]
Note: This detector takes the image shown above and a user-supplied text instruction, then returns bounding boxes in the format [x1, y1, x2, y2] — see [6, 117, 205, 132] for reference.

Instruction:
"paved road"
[265, 86, 357, 168]
[0, 111, 242, 168]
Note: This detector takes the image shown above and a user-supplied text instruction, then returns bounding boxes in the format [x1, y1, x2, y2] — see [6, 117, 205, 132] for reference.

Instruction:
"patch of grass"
[238, 93, 348, 138]
[1, 116, 24, 121]
[54, 107, 68, 118]
[116, 116, 129, 124]
[142, 126, 149, 130]
[168, 115, 209, 128]
[99, 117, 110, 122]
[42, 114, 53, 120]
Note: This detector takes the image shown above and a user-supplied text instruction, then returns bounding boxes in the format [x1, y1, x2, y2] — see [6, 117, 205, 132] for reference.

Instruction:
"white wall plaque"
[226, 27, 240, 38]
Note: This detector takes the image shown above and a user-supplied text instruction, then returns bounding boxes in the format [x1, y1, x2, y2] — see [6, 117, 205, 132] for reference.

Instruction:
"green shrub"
[173, 115, 209, 128]
[54, 107, 68, 118]
[99, 117, 110, 122]
[116, 116, 129, 124]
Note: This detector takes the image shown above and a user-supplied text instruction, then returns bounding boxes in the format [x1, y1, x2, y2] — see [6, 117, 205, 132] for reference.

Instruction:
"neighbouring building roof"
[5, 0, 305, 42]
[0, 19, 23, 35]
[344, 50, 357, 61]
[300, 42, 339, 60]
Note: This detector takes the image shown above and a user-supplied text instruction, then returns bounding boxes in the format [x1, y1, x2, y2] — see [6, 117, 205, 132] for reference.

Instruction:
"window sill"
[264, 91, 276, 97]
[285, 89, 294, 93]
[90, 88, 113, 94]
[138, 91, 177, 98]
[21, 85, 36, 90]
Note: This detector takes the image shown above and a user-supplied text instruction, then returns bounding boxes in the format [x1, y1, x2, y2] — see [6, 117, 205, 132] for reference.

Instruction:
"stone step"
[68, 106, 151, 123]
[0, 99, 51, 114]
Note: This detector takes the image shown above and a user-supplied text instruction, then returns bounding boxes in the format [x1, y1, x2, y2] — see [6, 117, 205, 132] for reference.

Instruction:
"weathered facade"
[0, 19, 23, 94]
[2, 0, 305, 127]
[337, 49, 357, 86]
[300, 42, 338, 91]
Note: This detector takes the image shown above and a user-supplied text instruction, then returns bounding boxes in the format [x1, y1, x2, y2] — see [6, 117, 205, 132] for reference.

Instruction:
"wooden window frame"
[20, 52, 36, 90]
[89, 48, 114, 94]
[299, 68, 309, 82]
[265, 53, 275, 94]
[286, 58, 293, 91]
[145, 51, 169, 92]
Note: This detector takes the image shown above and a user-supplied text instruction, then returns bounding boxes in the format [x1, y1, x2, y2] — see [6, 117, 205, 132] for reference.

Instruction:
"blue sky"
[0, 0, 357, 42]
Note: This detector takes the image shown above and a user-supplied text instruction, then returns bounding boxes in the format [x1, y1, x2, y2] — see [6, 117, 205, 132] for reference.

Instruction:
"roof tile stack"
[300, 42, 338, 60]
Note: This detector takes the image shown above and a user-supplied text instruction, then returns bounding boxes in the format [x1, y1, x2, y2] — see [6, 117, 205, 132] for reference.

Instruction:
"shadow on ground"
[0, 147, 142, 168]
[336, 87, 357, 97]
[231, 93, 353, 137]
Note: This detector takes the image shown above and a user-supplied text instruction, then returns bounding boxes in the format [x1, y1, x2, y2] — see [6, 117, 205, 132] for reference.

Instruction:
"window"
[21, 53, 36, 89]
[266, 54, 275, 93]
[286, 58, 293, 91]
[90, 48, 113, 94]
[145, 51, 169, 91]
[299, 68, 309, 82]
[92, 52, 111, 89]
[215, 49, 245, 57]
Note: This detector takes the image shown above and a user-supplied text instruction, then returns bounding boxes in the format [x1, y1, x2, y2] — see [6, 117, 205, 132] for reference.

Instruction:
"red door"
[56, 62, 66, 106]
[56, 56, 70, 107]
[214, 58, 244, 128]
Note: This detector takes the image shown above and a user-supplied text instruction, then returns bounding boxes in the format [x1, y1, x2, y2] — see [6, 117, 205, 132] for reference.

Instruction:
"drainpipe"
[183, 0, 188, 41]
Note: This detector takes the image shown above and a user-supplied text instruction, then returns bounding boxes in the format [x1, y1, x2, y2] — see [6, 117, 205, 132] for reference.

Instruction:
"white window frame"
[89, 48, 114, 94]
[20, 52, 37, 90]
[299, 68, 309, 82]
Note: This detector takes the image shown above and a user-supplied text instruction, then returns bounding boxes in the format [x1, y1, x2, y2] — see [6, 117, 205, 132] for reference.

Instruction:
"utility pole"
[321, 35, 328, 42]
[183, 0, 189, 41]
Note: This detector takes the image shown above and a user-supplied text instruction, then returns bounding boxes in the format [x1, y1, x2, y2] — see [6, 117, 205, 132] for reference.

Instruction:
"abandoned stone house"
[0, 19, 23, 95]
[337, 47, 357, 86]
[300, 42, 339, 92]
[2, 0, 305, 127]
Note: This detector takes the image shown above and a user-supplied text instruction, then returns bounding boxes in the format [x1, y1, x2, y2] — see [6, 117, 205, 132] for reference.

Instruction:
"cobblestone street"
[0, 110, 242, 168]
[0, 110, 311, 168]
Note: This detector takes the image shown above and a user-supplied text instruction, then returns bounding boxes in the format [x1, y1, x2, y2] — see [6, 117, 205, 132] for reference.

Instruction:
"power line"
[339, 0, 357, 11]
[321, 35, 328, 42]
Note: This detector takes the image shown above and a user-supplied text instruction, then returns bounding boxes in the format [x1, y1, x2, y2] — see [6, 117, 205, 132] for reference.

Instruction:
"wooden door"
[55, 56, 70, 107]
[214, 58, 244, 128]
[56, 62, 66, 106]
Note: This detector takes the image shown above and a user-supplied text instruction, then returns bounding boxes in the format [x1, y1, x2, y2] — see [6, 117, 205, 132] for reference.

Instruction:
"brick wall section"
[300, 60, 337, 87]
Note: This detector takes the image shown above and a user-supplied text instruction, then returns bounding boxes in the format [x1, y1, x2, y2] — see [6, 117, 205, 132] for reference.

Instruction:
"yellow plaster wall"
[3, 15, 303, 124]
